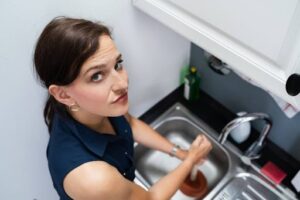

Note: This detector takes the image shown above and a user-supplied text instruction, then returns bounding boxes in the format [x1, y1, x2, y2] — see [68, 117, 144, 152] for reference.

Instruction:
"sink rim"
[134, 102, 235, 198]
[134, 115, 232, 191]
[214, 172, 291, 200]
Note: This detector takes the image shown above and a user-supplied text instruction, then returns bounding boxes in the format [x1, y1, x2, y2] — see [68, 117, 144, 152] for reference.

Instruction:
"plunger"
[179, 165, 208, 198]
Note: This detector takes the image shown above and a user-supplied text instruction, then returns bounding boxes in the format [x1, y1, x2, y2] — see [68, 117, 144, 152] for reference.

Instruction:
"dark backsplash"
[190, 43, 300, 162]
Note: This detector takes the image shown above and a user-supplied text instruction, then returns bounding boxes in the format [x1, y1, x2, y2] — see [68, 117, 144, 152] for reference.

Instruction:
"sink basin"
[134, 103, 231, 199]
[134, 102, 296, 200]
[213, 173, 288, 200]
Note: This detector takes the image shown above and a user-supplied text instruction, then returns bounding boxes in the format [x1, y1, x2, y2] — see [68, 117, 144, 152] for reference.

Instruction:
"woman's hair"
[33, 17, 111, 132]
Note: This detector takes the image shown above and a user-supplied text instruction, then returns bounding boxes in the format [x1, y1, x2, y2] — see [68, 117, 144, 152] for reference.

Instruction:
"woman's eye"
[91, 72, 103, 82]
[115, 59, 124, 71]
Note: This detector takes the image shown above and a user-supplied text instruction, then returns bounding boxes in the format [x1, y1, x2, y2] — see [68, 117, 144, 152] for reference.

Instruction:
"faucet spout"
[218, 112, 272, 159]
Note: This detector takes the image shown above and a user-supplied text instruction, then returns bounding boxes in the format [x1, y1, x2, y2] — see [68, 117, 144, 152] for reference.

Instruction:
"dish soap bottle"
[184, 66, 200, 101]
[180, 65, 190, 84]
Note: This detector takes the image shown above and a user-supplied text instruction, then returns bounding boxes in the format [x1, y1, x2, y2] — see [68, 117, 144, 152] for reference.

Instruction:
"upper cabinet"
[133, 0, 300, 109]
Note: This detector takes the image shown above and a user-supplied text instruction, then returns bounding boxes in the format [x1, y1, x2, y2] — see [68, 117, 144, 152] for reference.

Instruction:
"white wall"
[0, 0, 190, 199]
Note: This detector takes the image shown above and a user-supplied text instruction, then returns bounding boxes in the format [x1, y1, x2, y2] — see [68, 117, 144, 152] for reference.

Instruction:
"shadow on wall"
[189, 43, 300, 162]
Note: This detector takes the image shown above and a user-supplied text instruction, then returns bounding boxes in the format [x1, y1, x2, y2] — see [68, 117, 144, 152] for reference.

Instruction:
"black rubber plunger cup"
[179, 167, 208, 198]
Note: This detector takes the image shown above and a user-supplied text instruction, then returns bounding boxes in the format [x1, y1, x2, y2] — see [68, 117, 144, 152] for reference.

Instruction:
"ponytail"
[43, 95, 69, 132]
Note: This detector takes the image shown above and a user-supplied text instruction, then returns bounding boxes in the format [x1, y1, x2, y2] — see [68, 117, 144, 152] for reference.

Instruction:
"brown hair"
[33, 16, 111, 132]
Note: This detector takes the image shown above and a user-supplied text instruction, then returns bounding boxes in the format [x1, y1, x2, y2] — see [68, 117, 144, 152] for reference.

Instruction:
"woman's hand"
[176, 148, 188, 161]
[185, 135, 212, 166]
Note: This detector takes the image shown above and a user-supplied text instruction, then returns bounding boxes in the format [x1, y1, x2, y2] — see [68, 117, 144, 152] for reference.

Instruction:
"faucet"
[218, 112, 272, 160]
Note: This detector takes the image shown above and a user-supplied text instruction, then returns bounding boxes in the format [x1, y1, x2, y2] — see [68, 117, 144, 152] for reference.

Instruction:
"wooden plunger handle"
[190, 165, 198, 181]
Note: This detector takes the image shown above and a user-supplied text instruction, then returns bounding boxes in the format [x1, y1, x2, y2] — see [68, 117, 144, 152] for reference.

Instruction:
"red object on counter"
[261, 161, 287, 184]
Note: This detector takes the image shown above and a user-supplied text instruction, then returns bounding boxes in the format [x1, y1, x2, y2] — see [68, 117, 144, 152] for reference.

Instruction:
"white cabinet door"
[133, 0, 300, 109]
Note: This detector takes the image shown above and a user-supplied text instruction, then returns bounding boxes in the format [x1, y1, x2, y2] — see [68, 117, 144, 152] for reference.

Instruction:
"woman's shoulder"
[63, 161, 131, 199]
[47, 131, 97, 186]
[63, 160, 150, 200]
[47, 114, 81, 161]
[46, 114, 99, 185]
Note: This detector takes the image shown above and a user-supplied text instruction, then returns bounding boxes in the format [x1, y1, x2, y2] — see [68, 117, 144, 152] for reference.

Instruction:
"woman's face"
[65, 35, 129, 117]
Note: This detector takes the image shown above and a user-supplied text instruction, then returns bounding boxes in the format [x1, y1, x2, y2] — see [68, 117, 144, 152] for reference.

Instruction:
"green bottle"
[184, 66, 200, 101]
[179, 65, 190, 85]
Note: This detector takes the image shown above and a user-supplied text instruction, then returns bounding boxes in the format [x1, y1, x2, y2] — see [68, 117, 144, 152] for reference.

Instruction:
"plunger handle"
[190, 165, 198, 181]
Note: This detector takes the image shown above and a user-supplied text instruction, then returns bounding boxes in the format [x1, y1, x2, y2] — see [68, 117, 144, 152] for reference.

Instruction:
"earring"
[69, 103, 80, 112]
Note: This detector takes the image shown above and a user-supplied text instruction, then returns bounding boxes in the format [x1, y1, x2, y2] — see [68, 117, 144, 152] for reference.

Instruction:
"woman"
[34, 17, 212, 200]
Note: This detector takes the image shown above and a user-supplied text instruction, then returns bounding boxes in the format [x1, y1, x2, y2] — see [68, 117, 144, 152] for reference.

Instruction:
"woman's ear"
[48, 85, 74, 106]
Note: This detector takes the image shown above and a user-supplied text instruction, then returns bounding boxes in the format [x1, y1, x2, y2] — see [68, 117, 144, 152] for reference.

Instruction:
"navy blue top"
[46, 114, 135, 200]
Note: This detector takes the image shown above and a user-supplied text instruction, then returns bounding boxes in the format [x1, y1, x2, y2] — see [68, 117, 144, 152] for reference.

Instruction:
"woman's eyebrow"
[83, 54, 122, 76]
[83, 64, 106, 76]
[116, 53, 122, 61]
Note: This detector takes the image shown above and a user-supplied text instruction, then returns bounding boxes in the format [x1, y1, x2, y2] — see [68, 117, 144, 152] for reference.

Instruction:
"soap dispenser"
[230, 112, 251, 144]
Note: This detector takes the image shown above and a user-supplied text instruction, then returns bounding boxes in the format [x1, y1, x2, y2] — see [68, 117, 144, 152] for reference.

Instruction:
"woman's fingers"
[186, 134, 212, 165]
[194, 135, 210, 150]
[193, 135, 203, 146]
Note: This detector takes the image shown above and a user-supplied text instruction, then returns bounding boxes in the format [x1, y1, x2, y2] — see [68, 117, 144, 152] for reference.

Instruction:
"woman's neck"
[69, 110, 108, 133]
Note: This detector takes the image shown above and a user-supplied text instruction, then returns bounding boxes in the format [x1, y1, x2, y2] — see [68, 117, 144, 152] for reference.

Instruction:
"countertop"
[139, 85, 300, 198]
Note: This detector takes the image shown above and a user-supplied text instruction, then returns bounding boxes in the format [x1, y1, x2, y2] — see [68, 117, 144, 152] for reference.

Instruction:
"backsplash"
[190, 43, 300, 162]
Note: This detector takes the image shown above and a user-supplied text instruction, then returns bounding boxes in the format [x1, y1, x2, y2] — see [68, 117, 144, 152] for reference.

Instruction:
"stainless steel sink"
[213, 173, 288, 200]
[134, 103, 297, 200]
[134, 117, 230, 194]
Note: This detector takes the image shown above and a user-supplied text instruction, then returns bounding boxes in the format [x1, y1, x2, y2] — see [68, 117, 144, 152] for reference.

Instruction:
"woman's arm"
[64, 136, 211, 200]
[125, 113, 188, 160]
[64, 159, 193, 200]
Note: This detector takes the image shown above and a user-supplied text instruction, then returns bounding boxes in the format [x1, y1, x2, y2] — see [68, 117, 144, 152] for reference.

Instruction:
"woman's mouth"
[112, 93, 128, 104]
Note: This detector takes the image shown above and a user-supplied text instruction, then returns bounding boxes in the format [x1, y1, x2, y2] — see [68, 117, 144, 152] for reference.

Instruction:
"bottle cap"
[190, 66, 197, 73]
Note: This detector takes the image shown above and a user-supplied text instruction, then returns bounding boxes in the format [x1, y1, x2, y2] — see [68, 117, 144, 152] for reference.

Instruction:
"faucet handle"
[244, 141, 263, 160]
[245, 113, 272, 160]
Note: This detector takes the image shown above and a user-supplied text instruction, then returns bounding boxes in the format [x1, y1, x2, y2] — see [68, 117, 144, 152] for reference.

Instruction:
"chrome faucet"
[218, 113, 272, 159]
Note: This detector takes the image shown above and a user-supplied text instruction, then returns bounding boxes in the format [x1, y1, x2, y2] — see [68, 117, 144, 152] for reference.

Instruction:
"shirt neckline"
[70, 116, 119, 137]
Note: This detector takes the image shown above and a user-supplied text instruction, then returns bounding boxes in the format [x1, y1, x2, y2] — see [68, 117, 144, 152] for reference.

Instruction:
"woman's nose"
[111, 72, 128, 93]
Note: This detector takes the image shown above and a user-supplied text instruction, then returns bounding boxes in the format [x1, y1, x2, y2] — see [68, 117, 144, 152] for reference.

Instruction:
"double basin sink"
[134, 103, 296, 200]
